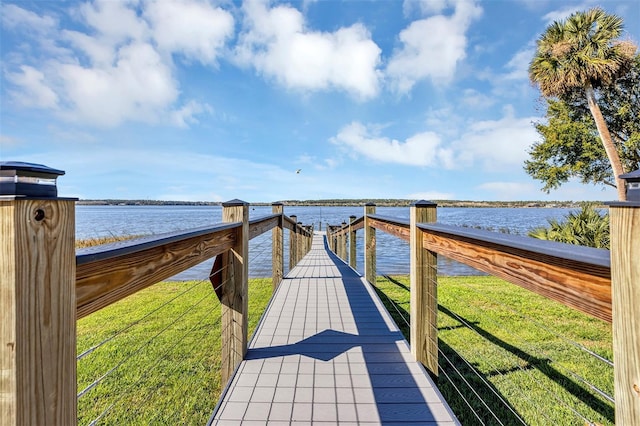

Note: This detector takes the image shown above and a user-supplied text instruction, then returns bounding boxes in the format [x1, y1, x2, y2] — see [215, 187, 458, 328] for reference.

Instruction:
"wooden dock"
[209, 232, 459, 425]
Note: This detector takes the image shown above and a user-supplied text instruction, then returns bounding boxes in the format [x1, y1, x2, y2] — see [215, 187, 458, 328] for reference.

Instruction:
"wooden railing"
[1, 197, 311, 425]
[327, 201, 640, 424]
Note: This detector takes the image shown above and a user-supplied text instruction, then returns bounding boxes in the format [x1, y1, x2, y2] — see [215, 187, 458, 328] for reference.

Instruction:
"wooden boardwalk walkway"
[209, 232, 459, 425]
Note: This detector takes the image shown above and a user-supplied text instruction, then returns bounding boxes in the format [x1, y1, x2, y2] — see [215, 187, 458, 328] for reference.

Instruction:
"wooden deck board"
[209, 232, 459, 425]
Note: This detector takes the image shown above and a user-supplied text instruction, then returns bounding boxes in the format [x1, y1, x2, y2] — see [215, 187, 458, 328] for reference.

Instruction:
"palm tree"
[529, 8, 637, 200]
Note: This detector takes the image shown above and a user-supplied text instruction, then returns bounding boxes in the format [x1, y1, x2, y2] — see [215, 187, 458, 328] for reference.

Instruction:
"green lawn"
[76, 278, 273, 425]
[373, 275, 614, 426]
[77, 275, 613, 425]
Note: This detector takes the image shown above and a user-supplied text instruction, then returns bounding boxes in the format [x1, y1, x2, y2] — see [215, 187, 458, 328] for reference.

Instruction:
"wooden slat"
[1, 199, 77, 425]
[272, 205, 284, 289]
[248, 214, 279, 240]
[369, 216, 410, 241]
[410, 202, 437, 376]
[364, 204, 376, 284]
[421, 225, 611, 322]
[76, 226, 237, 319]
[609, 203, 640, 423]
[220, 201, 249, 385]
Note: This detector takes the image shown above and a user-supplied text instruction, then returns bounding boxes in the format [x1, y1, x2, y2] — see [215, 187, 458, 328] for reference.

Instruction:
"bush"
[528, 203, 609, 249]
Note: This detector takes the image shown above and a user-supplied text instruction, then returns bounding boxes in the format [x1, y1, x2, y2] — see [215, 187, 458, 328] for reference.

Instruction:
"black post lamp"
[0, 161, 65, 198]
[620, 169, 640, 202]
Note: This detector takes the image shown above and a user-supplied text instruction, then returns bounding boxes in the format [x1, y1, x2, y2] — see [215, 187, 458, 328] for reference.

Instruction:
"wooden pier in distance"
[209, 232, 459, 425]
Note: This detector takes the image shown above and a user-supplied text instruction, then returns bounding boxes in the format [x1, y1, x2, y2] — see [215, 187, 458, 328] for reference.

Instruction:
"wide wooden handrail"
[419, 223, 611, 323]
[328, 213, 612, 322]
[76, 213, 303, 319]
[249, 214, 280, 239]
[283, 215, 313, 235]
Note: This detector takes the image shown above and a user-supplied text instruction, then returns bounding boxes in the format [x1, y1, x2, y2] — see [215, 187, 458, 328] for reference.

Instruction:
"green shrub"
[528, 203, 609, 248]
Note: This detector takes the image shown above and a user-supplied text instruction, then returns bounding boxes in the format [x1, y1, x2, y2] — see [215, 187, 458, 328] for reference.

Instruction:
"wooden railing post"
[349, 215, 357, 269]
[289, 215, 298, 270]
[272, 203, 283, 290]
[609, 196, 640, 424]
[410, 200, 438, 376]
[1, 163, 77, 425]
[364, 203, 376, 284]
[297, 222, 304, 263]
[220, 200, 249, 385]
[340, 221, 347, 261]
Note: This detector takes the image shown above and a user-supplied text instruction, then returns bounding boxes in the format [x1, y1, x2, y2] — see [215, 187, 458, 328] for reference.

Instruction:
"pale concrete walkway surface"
[209, 232, 459, 425]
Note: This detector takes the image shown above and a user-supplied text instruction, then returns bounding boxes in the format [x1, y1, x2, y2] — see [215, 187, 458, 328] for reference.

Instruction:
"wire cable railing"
[75, 211, 295, 425]
[368, 269, 614, 425]
[83, 279, 225, 425]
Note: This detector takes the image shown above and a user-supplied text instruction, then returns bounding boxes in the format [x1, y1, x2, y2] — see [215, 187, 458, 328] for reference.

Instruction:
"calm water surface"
[76, 205, 575, 279]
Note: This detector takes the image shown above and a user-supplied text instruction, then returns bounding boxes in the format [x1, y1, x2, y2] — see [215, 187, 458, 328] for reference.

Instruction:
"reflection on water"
[76, 205, 578, 279]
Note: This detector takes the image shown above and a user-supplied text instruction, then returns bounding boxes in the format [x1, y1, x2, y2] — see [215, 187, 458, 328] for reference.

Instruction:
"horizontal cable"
[448, 279, 614, 404]
[85, 284, 223, 425]
[78, 284, 221, 399]
[437, 361, 486, 425]
[77, 279, 207, 361]
[442, 302, 594, 425]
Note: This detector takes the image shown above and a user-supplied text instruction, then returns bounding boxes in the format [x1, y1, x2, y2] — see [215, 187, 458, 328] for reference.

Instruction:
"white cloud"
[502, 47, 535, 81]
[76, 0, 149, 43]
[542, 3, 591, 24]
[331, 107, 538, 172]
[330, 122, 454, 167]
[144, 0, 234, 65]
[452, 106, 538, 169]
[1, 3, 57, 34]
[171, 100, 213, 128]
[387, 0, 482, 93]
[2, 0, 230, 128]
[56, 42, 179, 126]
[403, 0, 450, 16]
[235, 0, 382, 99]
[460, 88, 495, 108]
[6, 65, 59, 108]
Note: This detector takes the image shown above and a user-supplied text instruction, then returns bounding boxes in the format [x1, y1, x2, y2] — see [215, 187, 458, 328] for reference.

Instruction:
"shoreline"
[76, 199, 590, 208]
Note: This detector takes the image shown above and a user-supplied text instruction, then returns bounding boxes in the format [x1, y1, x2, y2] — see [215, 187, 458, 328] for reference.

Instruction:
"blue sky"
[1, 0, 638, 202]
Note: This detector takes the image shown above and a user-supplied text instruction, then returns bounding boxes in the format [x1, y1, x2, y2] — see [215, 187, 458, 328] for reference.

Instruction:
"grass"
[373, 275, 614, 426]
[76, 273, 613, 425]
[76, 278, 273, 425]
[76, 235, 145, 249]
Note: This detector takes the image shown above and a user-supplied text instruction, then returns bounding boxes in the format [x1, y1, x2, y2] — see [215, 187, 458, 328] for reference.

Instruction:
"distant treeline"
[77, 199, 587, 208]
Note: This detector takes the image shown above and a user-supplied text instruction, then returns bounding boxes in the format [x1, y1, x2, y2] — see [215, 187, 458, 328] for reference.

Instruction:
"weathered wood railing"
[1, 196, 311, 425]
[327, 200, 640, 424]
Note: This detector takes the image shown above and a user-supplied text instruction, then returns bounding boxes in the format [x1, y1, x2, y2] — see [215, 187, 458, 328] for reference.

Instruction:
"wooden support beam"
[1, 198, 77, 425]
[609, 202, 640, 424]
[220, 200, 249, 385]
[349, 215, 357, 269]
[410, 201, 438, 376]
[364, 203, 376, 284]
[340, 222, 347, 261]
[289, 215, 298, 270]
[272, 203, 284, 290]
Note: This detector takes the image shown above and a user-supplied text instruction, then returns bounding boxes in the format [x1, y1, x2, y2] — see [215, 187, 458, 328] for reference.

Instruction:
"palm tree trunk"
[585, 85, 627, 201]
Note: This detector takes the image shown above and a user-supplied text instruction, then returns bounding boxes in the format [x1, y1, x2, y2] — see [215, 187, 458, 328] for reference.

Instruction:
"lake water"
[76, 205, 576, 279]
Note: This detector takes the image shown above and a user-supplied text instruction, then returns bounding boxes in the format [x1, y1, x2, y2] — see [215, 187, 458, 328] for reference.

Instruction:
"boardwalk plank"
[209, 232, 459, 425]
